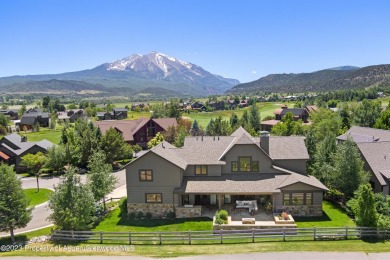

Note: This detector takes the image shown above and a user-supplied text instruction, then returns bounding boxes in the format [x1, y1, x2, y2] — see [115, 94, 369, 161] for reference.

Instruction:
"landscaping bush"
[129, 212, 136, 220]
[166, 211, 176, 219]
[136, 211, 144, 219]
[214, 215, 225, 225]
[119, 198, 127, 217]
[145, 212, 152, 219]
[218, 209, 228, 221]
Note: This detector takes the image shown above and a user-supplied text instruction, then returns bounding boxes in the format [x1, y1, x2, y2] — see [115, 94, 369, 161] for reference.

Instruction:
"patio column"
[218, 194, 223, 209]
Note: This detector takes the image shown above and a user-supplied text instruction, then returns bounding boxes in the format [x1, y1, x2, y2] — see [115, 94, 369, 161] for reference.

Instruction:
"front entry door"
[195, 195, 210, 205]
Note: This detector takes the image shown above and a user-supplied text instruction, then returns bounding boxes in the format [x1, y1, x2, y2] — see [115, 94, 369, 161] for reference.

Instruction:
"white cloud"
[251, 70, 257, 74]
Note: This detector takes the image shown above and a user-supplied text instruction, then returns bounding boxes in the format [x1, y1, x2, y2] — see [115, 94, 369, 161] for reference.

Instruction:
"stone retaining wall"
[176, 206, 202, 218]
[127, 203, 174, 217]
[282, 205, 322, 216]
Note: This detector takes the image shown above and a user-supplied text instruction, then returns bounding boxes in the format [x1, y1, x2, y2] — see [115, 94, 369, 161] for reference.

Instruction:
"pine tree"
[0, 164, 32, 242]
[190, 119, 200, 136]
[249, 103, 261, 132]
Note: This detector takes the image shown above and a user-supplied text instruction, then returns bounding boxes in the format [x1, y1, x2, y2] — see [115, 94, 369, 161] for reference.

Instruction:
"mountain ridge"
[0, 52, 239, 96]
[228, 64, 390, 94]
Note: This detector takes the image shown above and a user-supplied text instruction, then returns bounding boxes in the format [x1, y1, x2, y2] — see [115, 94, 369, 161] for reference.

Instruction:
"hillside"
[228, 64, 390, 94]
[0, 52, 239, 96]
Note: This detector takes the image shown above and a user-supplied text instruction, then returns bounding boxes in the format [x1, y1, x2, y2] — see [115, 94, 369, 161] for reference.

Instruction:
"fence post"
[345, 226, 348, 240]
[189, 230, 191, 245]
[159, 230, 162, 245]
[71, 230, 74, 240]
[100, 230, 103, 244]
[252, 228, 255, 243]
[313, 226, 316, 241]
[283, 227, 286, 242]
[129, 230, 132, 245]
[220, 229, 223, 244]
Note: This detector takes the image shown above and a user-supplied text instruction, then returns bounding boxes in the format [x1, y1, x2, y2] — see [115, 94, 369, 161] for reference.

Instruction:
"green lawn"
[93, 207, 212, 232]
[24, 188, 53, 207]
[23, 127, 63, 144]
[295, 201, 355, 228]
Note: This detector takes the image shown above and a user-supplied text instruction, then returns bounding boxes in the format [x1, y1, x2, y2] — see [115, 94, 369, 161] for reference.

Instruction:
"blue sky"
[1, 0, 389, 83]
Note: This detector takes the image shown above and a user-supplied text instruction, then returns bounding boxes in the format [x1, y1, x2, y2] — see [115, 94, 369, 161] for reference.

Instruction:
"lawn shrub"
[137, 211, 144, 219]
[145, 212, 152, 219]
[166, 211, 176, 219]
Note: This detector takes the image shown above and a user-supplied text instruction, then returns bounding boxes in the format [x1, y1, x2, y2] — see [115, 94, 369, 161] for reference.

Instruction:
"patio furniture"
[242, 218, 256, 224]
[236, 200, 258, 213]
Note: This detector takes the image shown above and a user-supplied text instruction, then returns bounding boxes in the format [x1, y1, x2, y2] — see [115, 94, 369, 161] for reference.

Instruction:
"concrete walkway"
[0, 169, 127, 237]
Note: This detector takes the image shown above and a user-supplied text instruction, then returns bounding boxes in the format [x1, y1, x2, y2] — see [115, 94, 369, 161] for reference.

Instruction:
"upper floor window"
[195, 165, 207, 175]
[139, 170, 153, 181]
[231, 157, 259, 172]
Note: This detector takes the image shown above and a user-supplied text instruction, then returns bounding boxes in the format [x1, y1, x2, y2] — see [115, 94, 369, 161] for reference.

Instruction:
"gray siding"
[126, 152, 183, 205]
[273, 193, 283, 212]
[281, 182, 324, 191]
[184, 165, 221, 176]
[273, 159, 307, 174]
[222, 144, 280, 174]
[313, 192, 323, 205]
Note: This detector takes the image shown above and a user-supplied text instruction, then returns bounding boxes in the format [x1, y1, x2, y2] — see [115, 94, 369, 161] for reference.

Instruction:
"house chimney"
[21, 135, 27, 142]
[260, 131, 270, 154]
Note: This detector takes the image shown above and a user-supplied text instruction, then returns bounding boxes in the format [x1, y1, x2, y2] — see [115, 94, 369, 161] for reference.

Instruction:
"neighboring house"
[16, 112, 49, 131]
[0, 133, 54, 169]
[0, 109, 19, 120]
[238, 99, 248, 108]
[94, 117, 177, 147]
[131, 103, 145, 111]
[57, 109, 85, 123]
[97, 108, 128, 120]
[337, 126, 390, 195]
[261, 106, 313, 131]
[191, 102, 206, 111]
[125, 127, 328, 218]
[208, 101, 225, 110]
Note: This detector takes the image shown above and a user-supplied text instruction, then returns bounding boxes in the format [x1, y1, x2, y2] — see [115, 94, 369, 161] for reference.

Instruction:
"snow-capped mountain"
[0, 51, 240, 96]
[101, 51, 239, 89]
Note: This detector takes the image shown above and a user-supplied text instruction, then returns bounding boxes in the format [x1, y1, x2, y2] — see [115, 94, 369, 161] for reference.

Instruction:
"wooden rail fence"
[51, 227, 390, 245]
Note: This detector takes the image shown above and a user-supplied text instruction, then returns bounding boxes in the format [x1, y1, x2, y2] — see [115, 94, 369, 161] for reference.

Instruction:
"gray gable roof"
[337, 126, 390, 143]
[280, 108, 308, 117]
[357, 142, 390, 186]
[0, 134, 54, 156]
[268, 136, 310, 160]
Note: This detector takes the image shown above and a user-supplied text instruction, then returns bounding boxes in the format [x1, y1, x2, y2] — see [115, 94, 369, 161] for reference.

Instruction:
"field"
[23, 127, 63, 144]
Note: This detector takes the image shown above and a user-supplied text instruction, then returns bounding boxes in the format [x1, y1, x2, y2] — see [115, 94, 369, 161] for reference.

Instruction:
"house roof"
[114, 108, 128, 112]
[268, 136, 310, 160]
[260, 119, 281, 126]
[337, 126, 390, 143]
[0, 151, 10, 160]
[274, 165, 328, 190]
[306, 105, 318, 113]
[0, 134, 54, 156]
[380, 170, 390, 180]
[94, 117, 177, 142]
[357, 142, 390, 186]
[280, 108, 308, 117]
[273, 109, 283, 115]
[150, 141, 187, 170]
[175, 171, 327, 194]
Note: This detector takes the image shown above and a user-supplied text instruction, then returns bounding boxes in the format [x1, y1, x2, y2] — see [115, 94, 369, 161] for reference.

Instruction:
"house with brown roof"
[94, 117, 177, 147]
[337, 126, 390, 195]
[125, 127, 328, 218]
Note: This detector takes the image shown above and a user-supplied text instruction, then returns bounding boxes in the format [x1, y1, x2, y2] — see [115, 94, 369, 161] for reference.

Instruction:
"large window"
[231, 157, 259, 172]
[145, 193, 162, 203]
[139, 170, 153, 181]
[283, 192, 313, 205]
[195, 165, 207, 175]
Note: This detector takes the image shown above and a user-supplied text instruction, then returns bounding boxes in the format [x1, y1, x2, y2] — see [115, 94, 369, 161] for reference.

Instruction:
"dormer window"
[232, 157, 259, 172]
[195, 165, 207, 175]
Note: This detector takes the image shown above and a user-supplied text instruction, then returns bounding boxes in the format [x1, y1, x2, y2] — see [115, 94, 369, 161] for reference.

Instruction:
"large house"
[94, 117, 177, 147]
[0, 133, 54, 169]
[16, 111, 49, 131]
[57, 109, 85, 123]
[97, 108, 128, 120]
[337, 126, 390, 195]
[125, 127, 328, 218]
[0, 109, 19, 120]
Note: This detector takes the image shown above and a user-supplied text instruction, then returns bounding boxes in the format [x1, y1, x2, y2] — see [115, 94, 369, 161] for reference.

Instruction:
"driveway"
[0, 169, 126, 237]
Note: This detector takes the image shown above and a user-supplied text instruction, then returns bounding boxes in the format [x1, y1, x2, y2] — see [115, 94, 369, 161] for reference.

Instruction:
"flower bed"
[274, 212, 295, 224]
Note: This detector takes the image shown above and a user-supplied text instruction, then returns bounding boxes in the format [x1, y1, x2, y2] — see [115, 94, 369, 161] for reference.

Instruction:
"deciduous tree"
[21, 152, 47, 191]
[0, 164, 32, 242]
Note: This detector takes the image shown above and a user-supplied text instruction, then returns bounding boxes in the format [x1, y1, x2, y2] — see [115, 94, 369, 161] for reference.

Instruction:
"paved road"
[2, 252, 390, 260]
[0, 169, 126, 237]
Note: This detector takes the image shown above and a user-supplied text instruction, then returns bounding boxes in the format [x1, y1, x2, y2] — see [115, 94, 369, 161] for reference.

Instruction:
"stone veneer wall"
[175, 206, 202, 218]
[282, 205, 322, 216]
[127, 203, 174, 217]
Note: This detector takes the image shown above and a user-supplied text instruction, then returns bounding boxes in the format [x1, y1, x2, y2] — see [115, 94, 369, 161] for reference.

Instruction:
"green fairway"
[24, 188, 53, 207]
[295, 201, 355, 228]
[23, 128, 62, 144]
